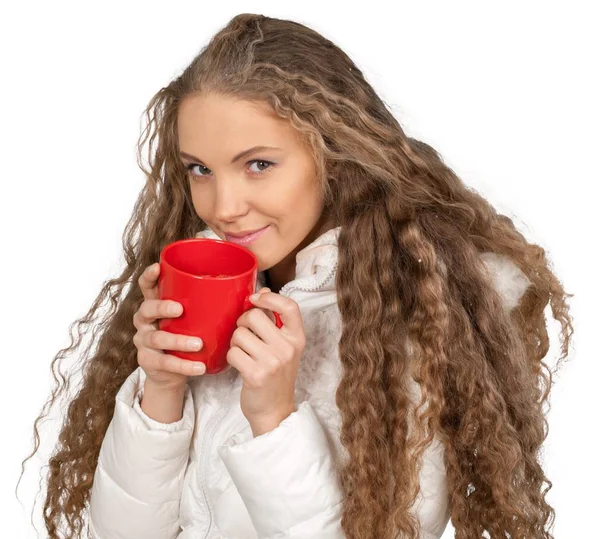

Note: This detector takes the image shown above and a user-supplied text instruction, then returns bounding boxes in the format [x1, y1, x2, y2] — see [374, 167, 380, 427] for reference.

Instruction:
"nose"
[213, 178, 250, 222]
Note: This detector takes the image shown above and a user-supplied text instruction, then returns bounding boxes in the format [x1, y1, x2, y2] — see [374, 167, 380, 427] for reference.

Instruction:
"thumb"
[257, 287, 276, 323]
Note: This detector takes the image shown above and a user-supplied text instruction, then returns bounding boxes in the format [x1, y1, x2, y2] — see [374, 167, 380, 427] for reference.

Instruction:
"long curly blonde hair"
[19, 13, 574, 539]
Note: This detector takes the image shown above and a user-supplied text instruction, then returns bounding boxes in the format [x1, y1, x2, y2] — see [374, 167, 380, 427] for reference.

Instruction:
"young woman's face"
[177, 92, 330, 288]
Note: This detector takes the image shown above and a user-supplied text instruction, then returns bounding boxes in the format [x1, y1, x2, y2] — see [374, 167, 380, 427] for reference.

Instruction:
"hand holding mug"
[227, 286, 305, 436]
[133, 263, 207, 390]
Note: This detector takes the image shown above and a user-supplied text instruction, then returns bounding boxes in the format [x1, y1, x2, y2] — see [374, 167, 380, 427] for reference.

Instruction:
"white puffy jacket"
[89, 225, 532, 539]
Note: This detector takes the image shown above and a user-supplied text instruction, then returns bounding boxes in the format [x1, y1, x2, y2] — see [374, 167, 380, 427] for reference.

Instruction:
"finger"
[237, 309, 280, 344]
[161, 353, 206, 376]
[242, 287, 275, 325]
[230, 325, 272, 360]
[249, 292, 300, 333]
[139, 348, 206, 376]
[145, 329, 203, 353]
[138, 263, 161, 301]
[226, 346, 256, 378]
[256, 288, 273, 320]
[136, 298, 183, 326]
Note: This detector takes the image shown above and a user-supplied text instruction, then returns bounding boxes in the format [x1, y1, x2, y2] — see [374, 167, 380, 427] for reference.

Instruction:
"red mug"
[157, 237, 283, 375]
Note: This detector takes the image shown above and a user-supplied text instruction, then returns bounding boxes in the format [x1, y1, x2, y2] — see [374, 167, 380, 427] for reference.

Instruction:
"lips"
[224, 225, 270, 245]
[224, 226, 268, 238]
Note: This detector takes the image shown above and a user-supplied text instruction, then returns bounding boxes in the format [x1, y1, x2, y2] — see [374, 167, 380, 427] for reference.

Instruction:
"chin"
[257, 261, 271, 273]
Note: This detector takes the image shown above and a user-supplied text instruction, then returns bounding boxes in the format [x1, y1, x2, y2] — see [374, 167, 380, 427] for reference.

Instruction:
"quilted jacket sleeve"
[88, 366, 195, 539]
[217, 400, 344, 538]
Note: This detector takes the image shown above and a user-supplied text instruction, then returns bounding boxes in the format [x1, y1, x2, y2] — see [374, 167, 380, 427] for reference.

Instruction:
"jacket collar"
[195, 225, 342, 296]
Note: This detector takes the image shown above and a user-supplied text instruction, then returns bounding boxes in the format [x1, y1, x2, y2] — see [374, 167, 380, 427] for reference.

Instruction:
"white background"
[2, 1, 598, 537]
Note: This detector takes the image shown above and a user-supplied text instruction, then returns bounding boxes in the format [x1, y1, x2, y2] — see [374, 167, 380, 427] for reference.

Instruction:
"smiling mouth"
[224, 225, 271, 245]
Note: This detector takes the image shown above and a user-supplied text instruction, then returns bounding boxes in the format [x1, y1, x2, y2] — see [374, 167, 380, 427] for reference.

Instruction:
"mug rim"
[160, 237, 258, 281]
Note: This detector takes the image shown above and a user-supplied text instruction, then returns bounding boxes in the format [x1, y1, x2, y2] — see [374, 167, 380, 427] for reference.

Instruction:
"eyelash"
[185, 159, 275, 179]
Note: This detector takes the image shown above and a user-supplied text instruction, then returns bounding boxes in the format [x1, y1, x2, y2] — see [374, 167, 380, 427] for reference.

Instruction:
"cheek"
[189, 189, 211, 213]
[190, 196, 204, 214]
[276, 180, 314, 208]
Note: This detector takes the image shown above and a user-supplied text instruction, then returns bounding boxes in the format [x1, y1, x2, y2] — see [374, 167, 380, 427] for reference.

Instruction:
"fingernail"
[193, 363, 206, 374]
[169, 303, 182, 315]
[249, 293, 260, 301]
[186, 338, 203, 350]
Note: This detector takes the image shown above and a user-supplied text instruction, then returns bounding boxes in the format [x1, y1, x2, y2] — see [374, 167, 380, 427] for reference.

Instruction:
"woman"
[21, 13, 574, 539]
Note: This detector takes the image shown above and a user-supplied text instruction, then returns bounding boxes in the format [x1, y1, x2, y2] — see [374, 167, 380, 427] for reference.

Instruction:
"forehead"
[177, 93, 297, 151]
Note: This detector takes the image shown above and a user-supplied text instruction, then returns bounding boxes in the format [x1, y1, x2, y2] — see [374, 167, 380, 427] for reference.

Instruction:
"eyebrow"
[179, 145, 283, 165]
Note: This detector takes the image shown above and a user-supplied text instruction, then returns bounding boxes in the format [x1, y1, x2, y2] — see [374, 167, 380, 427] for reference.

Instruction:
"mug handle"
[273, 312, 283, 329]
[243, 296, 284, 329]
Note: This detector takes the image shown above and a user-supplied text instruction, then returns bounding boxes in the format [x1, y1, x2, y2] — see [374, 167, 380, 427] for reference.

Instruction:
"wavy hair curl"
[19, 13, 574, 539]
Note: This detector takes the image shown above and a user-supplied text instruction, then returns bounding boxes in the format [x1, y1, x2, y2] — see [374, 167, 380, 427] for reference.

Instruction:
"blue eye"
[186, 159, 275, 179]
